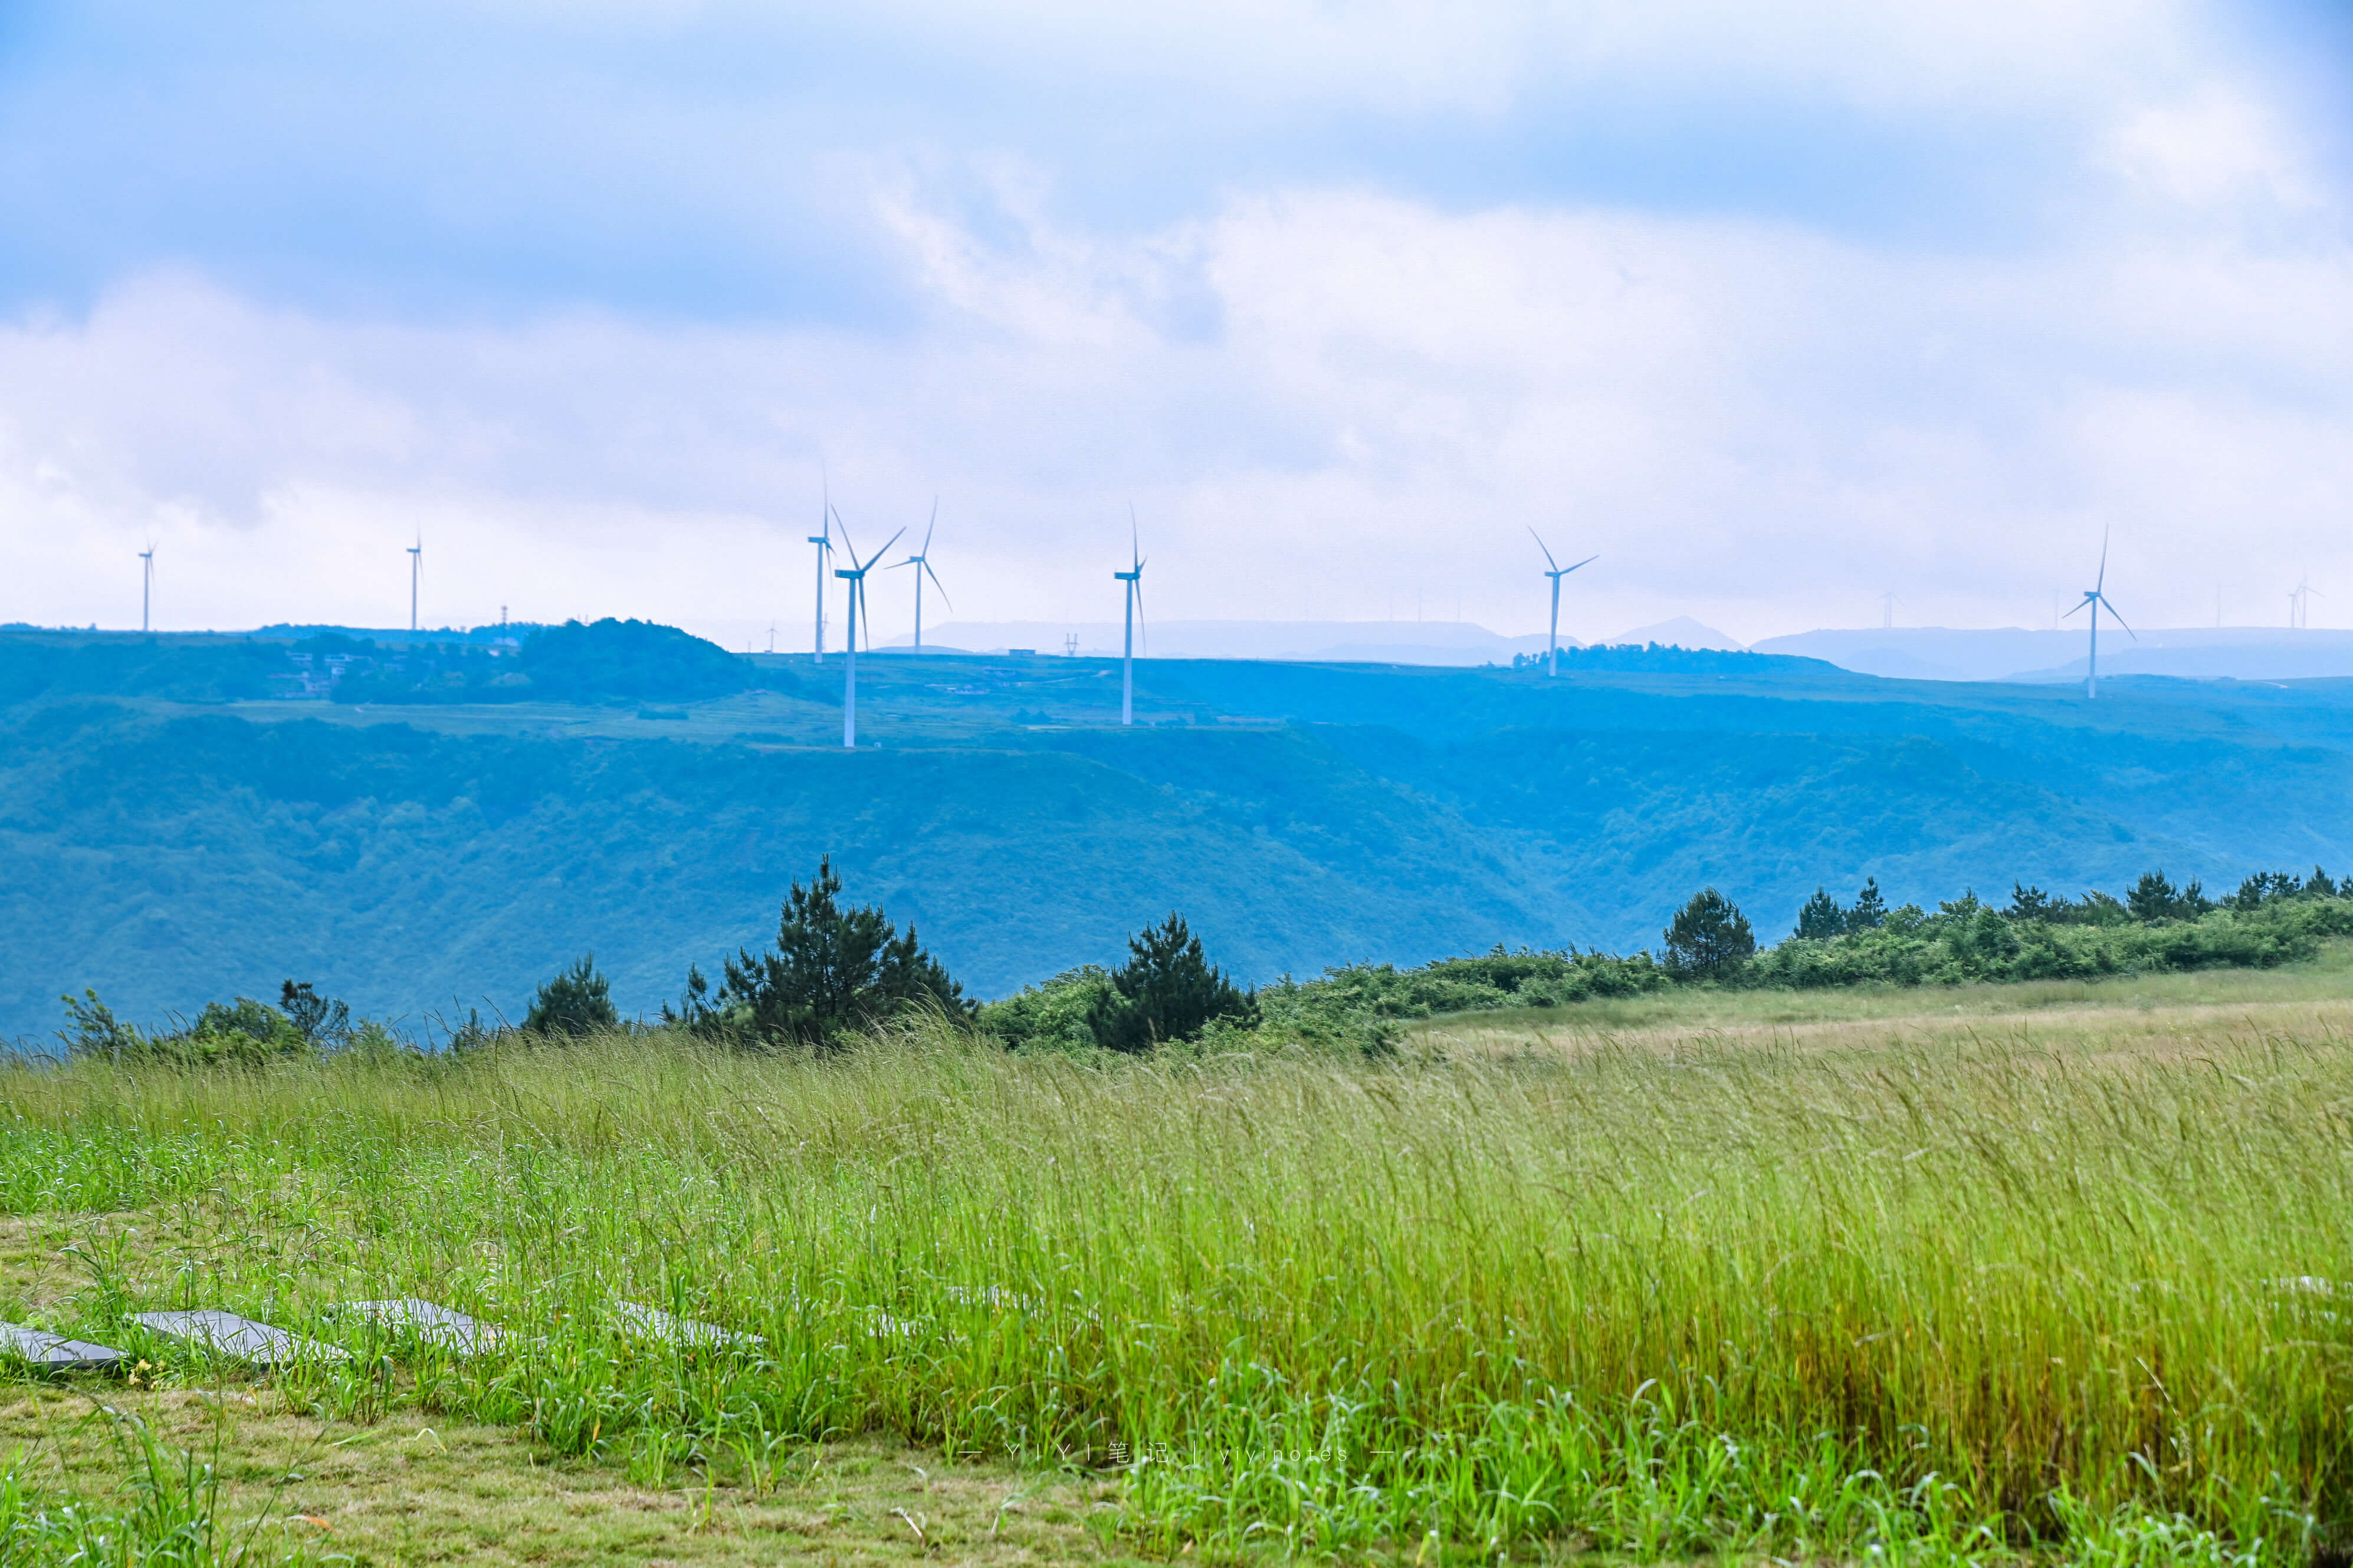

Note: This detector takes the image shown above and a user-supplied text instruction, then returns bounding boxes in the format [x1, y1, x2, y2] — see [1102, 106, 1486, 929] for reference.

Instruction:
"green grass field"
[0, 960, 2348, 1564]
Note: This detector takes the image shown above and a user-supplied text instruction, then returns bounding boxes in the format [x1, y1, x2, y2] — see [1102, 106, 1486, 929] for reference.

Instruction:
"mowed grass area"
[0, 1391, 1120, 1564]
[1, 964, 2350, 1564]
[1407, 939, 2353, 1044]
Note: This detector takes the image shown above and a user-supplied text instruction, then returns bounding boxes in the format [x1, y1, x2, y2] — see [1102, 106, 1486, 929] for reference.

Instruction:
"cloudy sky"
[2, 0, 2348, 647]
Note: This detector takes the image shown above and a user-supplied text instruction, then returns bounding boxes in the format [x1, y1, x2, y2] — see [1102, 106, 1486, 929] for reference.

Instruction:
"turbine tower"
[406, 535, 423, 633]
[2062, 532, 2135, 699]
[889, 501, 950, 652]
[832, 518, 903, 749]
[1528, 530, 1596, 677]
[2291, 574, 2321, 630]
[1116, 509, 1147, 725]
[139, 544, 155, 633]
[1880, 591, 1899, 630]
[808, 488, 835, 663]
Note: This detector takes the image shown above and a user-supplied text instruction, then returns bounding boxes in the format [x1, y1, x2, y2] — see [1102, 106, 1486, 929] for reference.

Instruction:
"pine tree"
[1793, 887, 1846, 941]
[279, 980, 351, 1046]
[682, 856, 969, 1049]
[1662, 889, 1755, 981]
[1086, 913, 1256, 1053]
[2128, 871, 2180, 922]
[526, 954, 618, 1037]
[1847, 877, 1887, 930]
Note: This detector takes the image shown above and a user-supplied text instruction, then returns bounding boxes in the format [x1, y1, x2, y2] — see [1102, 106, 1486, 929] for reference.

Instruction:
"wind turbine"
[2292, 574, 2321, 630]
[406, 535, 423, 633]
[832, 517, 903, 748]
[1116, 508, 1147, 725]
[139, 544, 155, 633]
[1528, 530, 1596, 677]
[1879, 591, 1900, 630]
[2062, 532, 2135, 699]
[889, 501, 950, 652]
[808, 486, 835, 663]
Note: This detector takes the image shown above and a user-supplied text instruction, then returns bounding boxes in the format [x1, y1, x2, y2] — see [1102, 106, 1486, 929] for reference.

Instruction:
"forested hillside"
[6, 624, 2353, 1037]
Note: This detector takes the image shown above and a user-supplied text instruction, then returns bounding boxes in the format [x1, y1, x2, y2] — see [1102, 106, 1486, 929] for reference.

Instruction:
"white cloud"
[2101, 84, 2333, 212]
[4, 119, 2349, 648]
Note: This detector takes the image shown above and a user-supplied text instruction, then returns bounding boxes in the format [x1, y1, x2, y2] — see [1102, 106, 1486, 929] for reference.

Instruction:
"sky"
[1, 0, 2349, 649]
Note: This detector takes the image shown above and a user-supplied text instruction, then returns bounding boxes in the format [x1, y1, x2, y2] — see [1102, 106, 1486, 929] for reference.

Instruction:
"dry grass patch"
[0, 1386, 1132, 1566]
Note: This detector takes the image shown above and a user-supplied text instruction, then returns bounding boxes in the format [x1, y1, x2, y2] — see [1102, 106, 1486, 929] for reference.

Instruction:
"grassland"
[0, 962, 2348, 1564]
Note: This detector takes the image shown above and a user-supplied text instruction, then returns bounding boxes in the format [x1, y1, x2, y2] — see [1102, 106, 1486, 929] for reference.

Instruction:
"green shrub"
[975, 965, 1114, 1052]
[1745, 895, 2353, 990]
[58, 989, 311, 1066]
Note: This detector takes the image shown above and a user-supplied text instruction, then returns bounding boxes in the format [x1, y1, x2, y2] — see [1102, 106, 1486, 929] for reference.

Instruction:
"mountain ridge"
[6, 627, 2352, 1039]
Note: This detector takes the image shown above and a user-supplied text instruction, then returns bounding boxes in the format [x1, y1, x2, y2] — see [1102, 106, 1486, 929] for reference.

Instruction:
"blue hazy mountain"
[6, 622, 2353, 1040]
[1754, 626, 2353, 683]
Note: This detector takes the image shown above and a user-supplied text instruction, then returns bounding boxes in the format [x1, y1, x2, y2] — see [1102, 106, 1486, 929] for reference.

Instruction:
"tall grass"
[0, 1007, 2346, 1560]
[0, 1410, 285, 1566]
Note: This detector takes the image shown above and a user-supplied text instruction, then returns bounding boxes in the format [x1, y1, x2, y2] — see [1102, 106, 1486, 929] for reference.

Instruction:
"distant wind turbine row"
[111, 514, 2298, 722]
[806, 496, 1149, 745]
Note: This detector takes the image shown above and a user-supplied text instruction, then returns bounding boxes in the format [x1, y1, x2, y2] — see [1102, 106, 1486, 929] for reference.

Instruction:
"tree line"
[50, 859, 2353, 1064]
[1658, 864, 2353, 986]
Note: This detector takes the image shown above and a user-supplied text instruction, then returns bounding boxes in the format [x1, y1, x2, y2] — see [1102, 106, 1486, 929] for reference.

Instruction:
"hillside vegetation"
[969, 869, 2353, 1053]
[12, 622, 2353, 1037]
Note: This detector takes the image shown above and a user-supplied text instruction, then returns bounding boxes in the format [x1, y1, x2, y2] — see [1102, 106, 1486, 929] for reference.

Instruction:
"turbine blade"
[925, 559, 951, 609]
[1129, 501, 1140, 571]
[868, 527, 905, 570]
[1528, 527, 1559, 572]
[2096, 529, 2109, 594]
[1566, 554, 1597, 574]
[2103, 597, 2137, 639]
[923, 498, 937, 557]
[835, 512, 858, 563]
[2062, 596, 2090, 620]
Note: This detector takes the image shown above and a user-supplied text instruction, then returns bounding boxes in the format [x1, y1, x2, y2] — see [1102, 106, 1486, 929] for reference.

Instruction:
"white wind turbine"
[139, 543, 155, 633]
[1528, 530, 1596, 677]
[889, 501, 950, 652]
[808, 485, 835, 663]
[2291, 574, 2321, 630]
[406, 534, 423, 633]
[833, 517, 903, 748]
[2062, 532, 2134, 699]
[1116, 509, 1147, 725]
